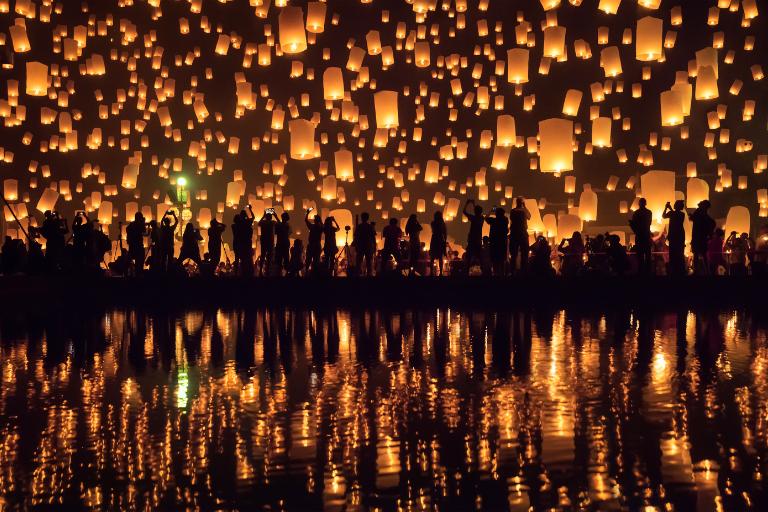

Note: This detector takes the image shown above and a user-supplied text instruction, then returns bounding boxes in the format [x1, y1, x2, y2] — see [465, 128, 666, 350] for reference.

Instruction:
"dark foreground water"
[0, 308, 766, 511]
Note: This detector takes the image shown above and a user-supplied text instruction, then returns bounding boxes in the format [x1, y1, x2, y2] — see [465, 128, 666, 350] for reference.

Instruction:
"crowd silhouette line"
[2, 197, 767, 278]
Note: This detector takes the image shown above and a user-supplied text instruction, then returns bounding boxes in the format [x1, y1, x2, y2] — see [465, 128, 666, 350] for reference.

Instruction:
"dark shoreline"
[0, 275, 766, 311]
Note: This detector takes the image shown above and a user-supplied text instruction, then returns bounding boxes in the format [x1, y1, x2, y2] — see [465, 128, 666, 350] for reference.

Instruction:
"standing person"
[288, 239, 304, 277]
[274, 212, 291, 276]
[753, 225, 768, 276]
[158, 210, 178, 272]
[462, 199, 484, 273]
[207, 218, 226, 267]
[257, 209, 276, 276]
[179, 222, 203, 266]
[71, 211, 92, 269]
[146, 219, 160, 271]
[485, 207, 509, 276]
[126, 212, 148, 275]
[40, 210, 68, 272]
[689, 200, 715, 275]
[559, 231, 586, 276]
[353, 212, 377, 276]
[429, 211, 447, 276]
[232, 205, 255, 276]
[322, 215, 340, 274]
[305, 208, 324, 274]
[405, 214, 423, 275]
[629, 198, 653, 274]
[381, 218, 403, 273]
[663, 200, 686, 276]
[508, 197, 531, 275]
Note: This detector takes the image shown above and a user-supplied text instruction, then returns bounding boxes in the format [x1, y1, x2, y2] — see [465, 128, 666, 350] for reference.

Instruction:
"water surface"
[0, 308, 766, 510]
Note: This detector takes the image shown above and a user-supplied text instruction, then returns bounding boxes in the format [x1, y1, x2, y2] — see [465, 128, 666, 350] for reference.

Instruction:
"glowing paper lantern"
[98, 201, 113, 225]
[591, 117, 612, 148]
[557, 214, 582, 242]
[36, 188, 59, 213]
[598, 0, 621, 15]
[25, 61, 48, 96]
[600, 46, 622, 77]
[323, 67, 345, 100]
[562, 89, 583, 116]
[374, 91, 399, 129]
[334, 149, 354, 180]
[695, 65, 719, 100]
[496, 115, 516, 147]
[539, 118, 574, 172]
[635, 16, 663, 61]
[543, 26, 566, 59]
[3, 179, 18, 201]
[121, 163, 139, 189]
[306, 2, 327, 33]
[724, 206, 750, 235]
[578, 185, 598, 222]
[278, 7, 307, 54]
[641, 170, 676, 223]
[660, 90, 684, 126]
[506, 48, 529, 84]
[288, 119, 316, 160]
[686, 178, 709, 208]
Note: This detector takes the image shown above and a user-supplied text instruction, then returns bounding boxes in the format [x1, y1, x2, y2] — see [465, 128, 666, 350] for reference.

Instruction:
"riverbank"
[0, 274, 765, 310]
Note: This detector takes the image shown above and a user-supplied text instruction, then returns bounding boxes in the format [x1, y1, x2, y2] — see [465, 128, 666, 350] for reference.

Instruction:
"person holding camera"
[258, 209, 276, 276]
[322, 215, 340, 274]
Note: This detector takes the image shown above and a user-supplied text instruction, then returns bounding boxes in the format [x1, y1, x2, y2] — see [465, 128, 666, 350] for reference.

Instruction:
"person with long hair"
[322, 215, 340, 274]
[429, 211, 447, 276]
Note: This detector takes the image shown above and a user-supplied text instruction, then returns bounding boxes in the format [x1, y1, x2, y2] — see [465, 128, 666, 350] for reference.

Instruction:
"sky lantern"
[635, 16, 663, 61]
[724, 206, 750, 235]
[660, 90, 684, 126]
[578, 185, 598, 222]
[414, 41, 430, 68]
[639, 0, 661, 8]
[121, 164, 139, 189]
[25, 61, 48, 96]
[641, 170, 676, 223]
[600, 47, 622, 77]
[323, 67, 344, 100]
[374, 91, 399, 129]
[36, 188, 59, 213]
[543, 26, 566, 59]
[562, 89, 583, 116]
[278, 6, 307, 54]
[98, 201, 113, 225]
[671, 78, 693, 116]
[539, 118, 574, 172]
[695, 65, 719, 100]
[506, 48, 529, 84]
[288, 119, 316, 160]
[334, 149, 354, 181]
[3, 179, 18, 201]
[558, 213, 583, 242]
[686, 178, 709, 207]
[599, 0, 621, 14]
[306, 2, 327, 33]
[696, 48, 718, 78]
[9, 22, 31, 52]
[321, 176, 338, 201]
[591, 117, 612, 148]
[496, 115, 516, 147]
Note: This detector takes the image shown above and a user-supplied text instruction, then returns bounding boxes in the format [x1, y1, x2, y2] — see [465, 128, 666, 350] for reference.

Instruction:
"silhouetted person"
[630, 198, 653, 274]
[208, 218, 226, 267]
[70, 211, 93, 269]
[126, 212, 147, 275]
[322, 215, 340, 274]
[305, 209, 323, 273]
[40, 210, 67, 271]
[179, 222, 203, 266]
[486, 207, 508, 276]
[725, 231, 750, 276]
[381, 218, 403, 272]
[232, 205, 254, 276]
[753, 225, 768, 276]
[508, 197, 531, 274]
[429, 211, 447, 276]
[463, 199, 484, 273]
[606, 234, 629, 276]
[258, 209, 276, 276]
[1, 236, 24, 274]
[353, 212, 376, 276]
[26, 228, 45, 274]
[274, 212, 291, 275]
[158, 210, 178, 272]
[689, 200, 715, 275]
[559, 231, 585, 276]
[708, 228, 726, 275]
[287, 239, 304, 276]
[530, 235, 554, 276]
[405, 214, 422, 275]
[663, 200, 686, 276]
[586, 233, 608, 274]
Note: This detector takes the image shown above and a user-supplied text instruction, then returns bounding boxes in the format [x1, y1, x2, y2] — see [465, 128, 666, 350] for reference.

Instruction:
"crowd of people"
[1, 197, 766, 278]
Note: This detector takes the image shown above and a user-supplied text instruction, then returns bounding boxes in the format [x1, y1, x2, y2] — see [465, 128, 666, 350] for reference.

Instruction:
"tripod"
[334, 226, 352, 276]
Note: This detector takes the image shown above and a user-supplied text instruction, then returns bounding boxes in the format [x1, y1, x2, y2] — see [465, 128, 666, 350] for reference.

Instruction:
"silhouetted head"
[44, 210, 52, 219]
[264, 212, 273, 220]
[389, 218, 398, 226]
[674, 199, 685, 211]
[324, 217, 334, 228]
[715, 228, 725, 237]
[281, 212, 289, 222]
[433, 211, 443, 222]
[134, 212, 144, 222]
[407, 214, 417, 223]
[149, 220, 158, 228]
[184, 223, 195, 234]
[698, 200, 711, 210]
[162, 217, 171, 226]
[240, 209, 247, 217]
[638, 198, 647, 208]
[495, 207, 505, 217]
[572, 231, 583, 242]
[361, 212, 370, 222]
[516, 196, 525, 208]
[474, 205, 483, 216]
